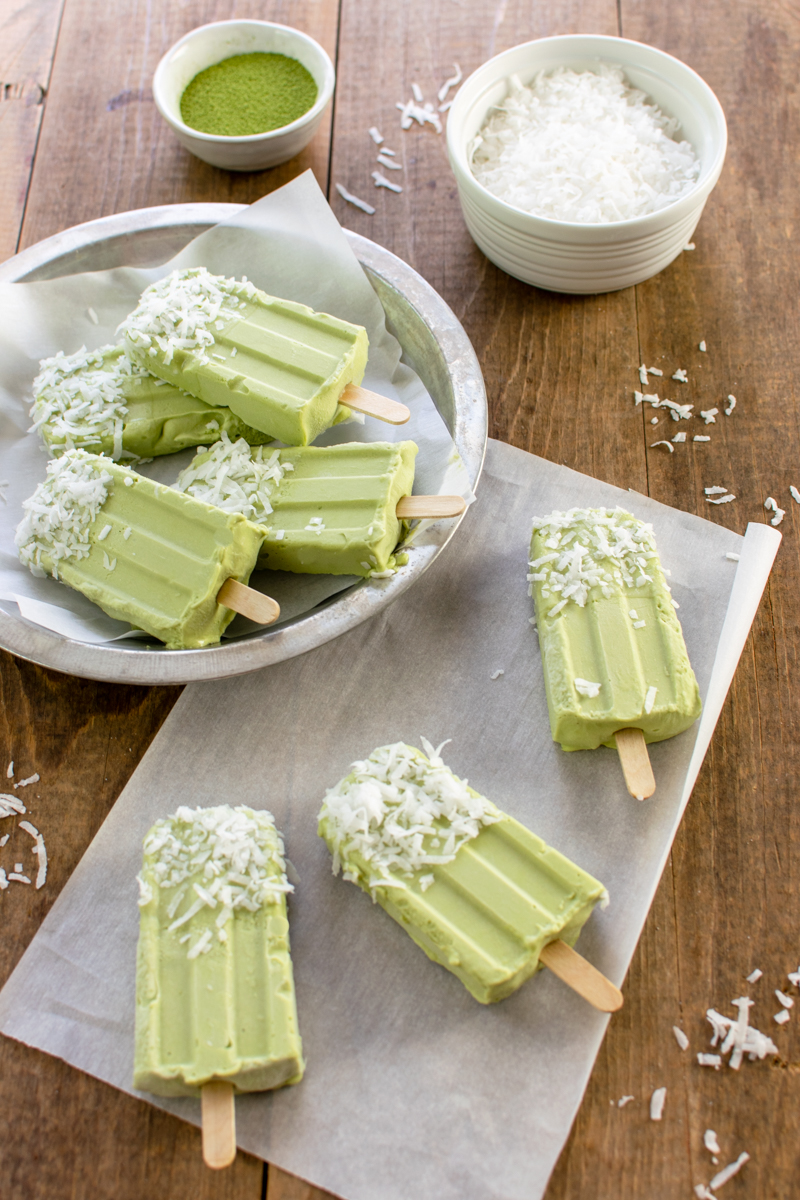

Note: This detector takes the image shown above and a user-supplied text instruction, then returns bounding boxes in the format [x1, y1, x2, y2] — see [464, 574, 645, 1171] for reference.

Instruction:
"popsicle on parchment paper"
[318, 740, 620, 1011]
[528, 506, 702, 798]
[15, 450, 277, 648]
[118, 268, 409, 445]
[134, 804, 303, 1169]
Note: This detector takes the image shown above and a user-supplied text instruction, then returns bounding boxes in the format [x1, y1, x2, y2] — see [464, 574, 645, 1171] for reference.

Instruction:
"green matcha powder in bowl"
[153, 20, 335, 171]
[181, 53, 318, 138]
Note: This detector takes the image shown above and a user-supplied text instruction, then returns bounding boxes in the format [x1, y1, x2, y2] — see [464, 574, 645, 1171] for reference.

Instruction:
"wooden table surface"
[1, 1, 798, 1197]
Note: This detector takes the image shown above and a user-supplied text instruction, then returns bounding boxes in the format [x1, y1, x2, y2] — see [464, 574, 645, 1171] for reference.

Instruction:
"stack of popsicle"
[17, 267, 468, 646]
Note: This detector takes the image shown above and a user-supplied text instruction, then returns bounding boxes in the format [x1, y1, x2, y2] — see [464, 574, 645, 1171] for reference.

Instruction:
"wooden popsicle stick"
[540, 940, 623, 1013]
[340, 383, 411, 425]
[396, 495, 467, 519]
[615, 727, 656, 801]
[201, 1081, 237, 1169]
[217, 578, 280, 626]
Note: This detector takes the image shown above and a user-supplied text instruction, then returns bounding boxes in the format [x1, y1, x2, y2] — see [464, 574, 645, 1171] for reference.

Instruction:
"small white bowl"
[446, 35, 727, 294]
[153, 20, 335, 172]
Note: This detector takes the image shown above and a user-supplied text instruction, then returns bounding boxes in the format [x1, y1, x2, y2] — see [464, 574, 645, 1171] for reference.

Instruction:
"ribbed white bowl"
[446, 35, 727, 294]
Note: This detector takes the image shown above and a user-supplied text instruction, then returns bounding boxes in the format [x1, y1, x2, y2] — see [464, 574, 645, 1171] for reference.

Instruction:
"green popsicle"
[174, 435, 418, 577]
[318, 741, 611, 1005]
[30, 343, 271, 460]
[134, 804, 304, 1099]
[15, 449, 265, 648]
[528, 506, 702, 752]
[119, 267, 369, 445]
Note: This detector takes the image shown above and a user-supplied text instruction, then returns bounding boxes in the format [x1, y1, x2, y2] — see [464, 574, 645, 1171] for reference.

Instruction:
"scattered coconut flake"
[697, 1053, 722, 1069]
[709, 1153, 749, 1190]
[97, 523, 112, 541]
[490, 669, 505, 680]
[6, 762, 12, 779]
[13, 774, 39, 790]
[102, 551, 116, 571]
[705, 486, 728, 494]
[372, 170, 403, 193]
[651, 440, 674, 452]
[746, 967, 762, 982]
[706, 998, 777, 1067]
[377, 155, 403, 170]
[318, 740, 502, 895]
[368, 126, 384, 144]
[694, 435, 711, 442]
[704, 1130, 721, 1155]
[724, 394, 736, 415]
[574, 678, 601, 698]
[18, 820, 47, 889]
[639, 365, 649, 385]
[8, 872, 31, 884]
[470, 66, 700, 222]
[699, 340, 707, 352]
[617, 1095, 635, 1108]
[648, 366, 663, 377]
[673, 1025, 690, 1050]
[672, 368, 688, 383]
[380, 147, 396, 155]
[396, 97, 443, 132]
[764, 496, 785, 526]
[649, 1087, 666, 1121]
[411, 82, 424, 103]
[790, 485, 800, 504]
[650, 417, 659, 425]
[788, 966, 800, 987]
[0, 794, 26, 818]
[644, 686, 657, 713]
[707, 494, 736, 505]
[695, 1186, 715, 1200]
[774, 1009, 790, 1025]
[632, 619, 646, 629]
[672, 432, 686, 443]
[335, 183, 376, 214]
[684, 242, 696, 250]
[660, 397, 694, 419]
[438, 63, 462, 102]
[700, 408, 718, 424]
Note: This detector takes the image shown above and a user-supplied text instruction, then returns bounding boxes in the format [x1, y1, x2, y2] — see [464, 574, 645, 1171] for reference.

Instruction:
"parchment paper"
[0, 440, 781, 1200]
[0, 171, 471, 646]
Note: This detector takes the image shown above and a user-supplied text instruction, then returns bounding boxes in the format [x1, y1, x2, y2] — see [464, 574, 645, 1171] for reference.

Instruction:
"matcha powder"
[180, 52, 318, 137]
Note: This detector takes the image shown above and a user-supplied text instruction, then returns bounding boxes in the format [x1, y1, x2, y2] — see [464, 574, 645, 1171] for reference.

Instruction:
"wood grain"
[19, 0, 340, 251]
[0, 0, 65, 259]
[267, 1165, 338, 1200]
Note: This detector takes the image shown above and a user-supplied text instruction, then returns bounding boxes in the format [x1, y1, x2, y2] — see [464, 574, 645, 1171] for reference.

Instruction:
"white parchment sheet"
[0, 441, 781, 1200]
[0, 170, 470, 646]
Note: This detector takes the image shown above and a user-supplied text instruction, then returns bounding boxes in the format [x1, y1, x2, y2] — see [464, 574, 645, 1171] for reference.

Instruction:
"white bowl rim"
[153, 19, 335, 145]
[446, 33, 728, 234]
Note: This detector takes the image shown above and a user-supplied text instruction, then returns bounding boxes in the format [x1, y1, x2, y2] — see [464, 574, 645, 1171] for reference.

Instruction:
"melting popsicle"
[118, 268, 409, 444]
[15, 450, 275, 648]
[318, 740, 620, 1010]
[134, 804, 304, 1168]
[29, 343, 272, 461]
[174, 435, 425, 577]
[527, 506, 701, 797]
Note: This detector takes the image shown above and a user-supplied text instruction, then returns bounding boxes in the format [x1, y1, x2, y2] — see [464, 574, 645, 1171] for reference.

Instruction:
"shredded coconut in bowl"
[470, 65, 700, 223]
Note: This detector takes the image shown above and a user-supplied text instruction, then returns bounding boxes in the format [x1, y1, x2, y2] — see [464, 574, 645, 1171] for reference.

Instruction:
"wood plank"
[0, 0, 65, 260]
[19, 0, 339, 251]
[267, 1165, 338, 1200]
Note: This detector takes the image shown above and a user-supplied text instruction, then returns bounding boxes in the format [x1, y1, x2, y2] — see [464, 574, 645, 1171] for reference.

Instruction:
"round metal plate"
[0, 205, 487, 684]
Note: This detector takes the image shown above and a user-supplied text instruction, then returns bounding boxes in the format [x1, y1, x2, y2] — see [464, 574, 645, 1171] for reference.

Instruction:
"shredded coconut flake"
[470, 66, 700, 223]
[438, 63, 462, 102]
[673, 1025, 689, 1050]
[709, 1153, 749, 1190]
[617, 1095, 635, 1108]
[672, 368, 688, 383]
[318, 740, 502, 896]
[694, 435, 711, 442]
[697, 1053, 722, 1069]
[707, 494, 736, 505]
[174, 433, 285, 525]
[699, 341, 707, 352]
[650, 1087, 666, 1120]
[774, 1009, 790, 1025]
[335, 183, 376, 214]
[490, 669, 505, 680]
[372, 170, 403, 193]
[704, 1129, 721, 1155]
[651, 440, 674, 452]
[574, 677, 601, 698]
[746, 967, 762, 982]
[700, 408, 718, 424]
[725, 394, 736, 415]
[368, 126, 384, 144]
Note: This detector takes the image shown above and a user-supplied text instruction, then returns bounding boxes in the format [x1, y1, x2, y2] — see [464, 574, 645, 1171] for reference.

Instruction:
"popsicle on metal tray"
[318, 740, 620, 1010]
[527, 506, 702, 798]
[15, 449, 278, 648]
[135, 803, 303, 1168]
[29, 343, 272, 461]
[118, 268, 410, 445]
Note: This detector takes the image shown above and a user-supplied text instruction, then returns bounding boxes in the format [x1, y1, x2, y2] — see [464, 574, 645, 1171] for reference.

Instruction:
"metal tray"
[0, 205, 487, 685]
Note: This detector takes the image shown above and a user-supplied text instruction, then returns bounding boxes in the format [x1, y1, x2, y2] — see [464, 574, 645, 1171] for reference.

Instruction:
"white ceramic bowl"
[153, 20, 335, 172]
[446, 35, 727, 294]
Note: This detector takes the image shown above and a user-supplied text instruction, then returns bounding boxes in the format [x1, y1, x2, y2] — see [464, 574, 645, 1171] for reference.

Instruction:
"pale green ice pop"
[318, 741, 616, 1007]
[119, 268, 369, 445]
[174, 434, 418, 577]
[30, 343, 271, 460]
[15, 450, 266, 648]
[134, 804, 304, 1101]
[528, 507, 701, 753]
